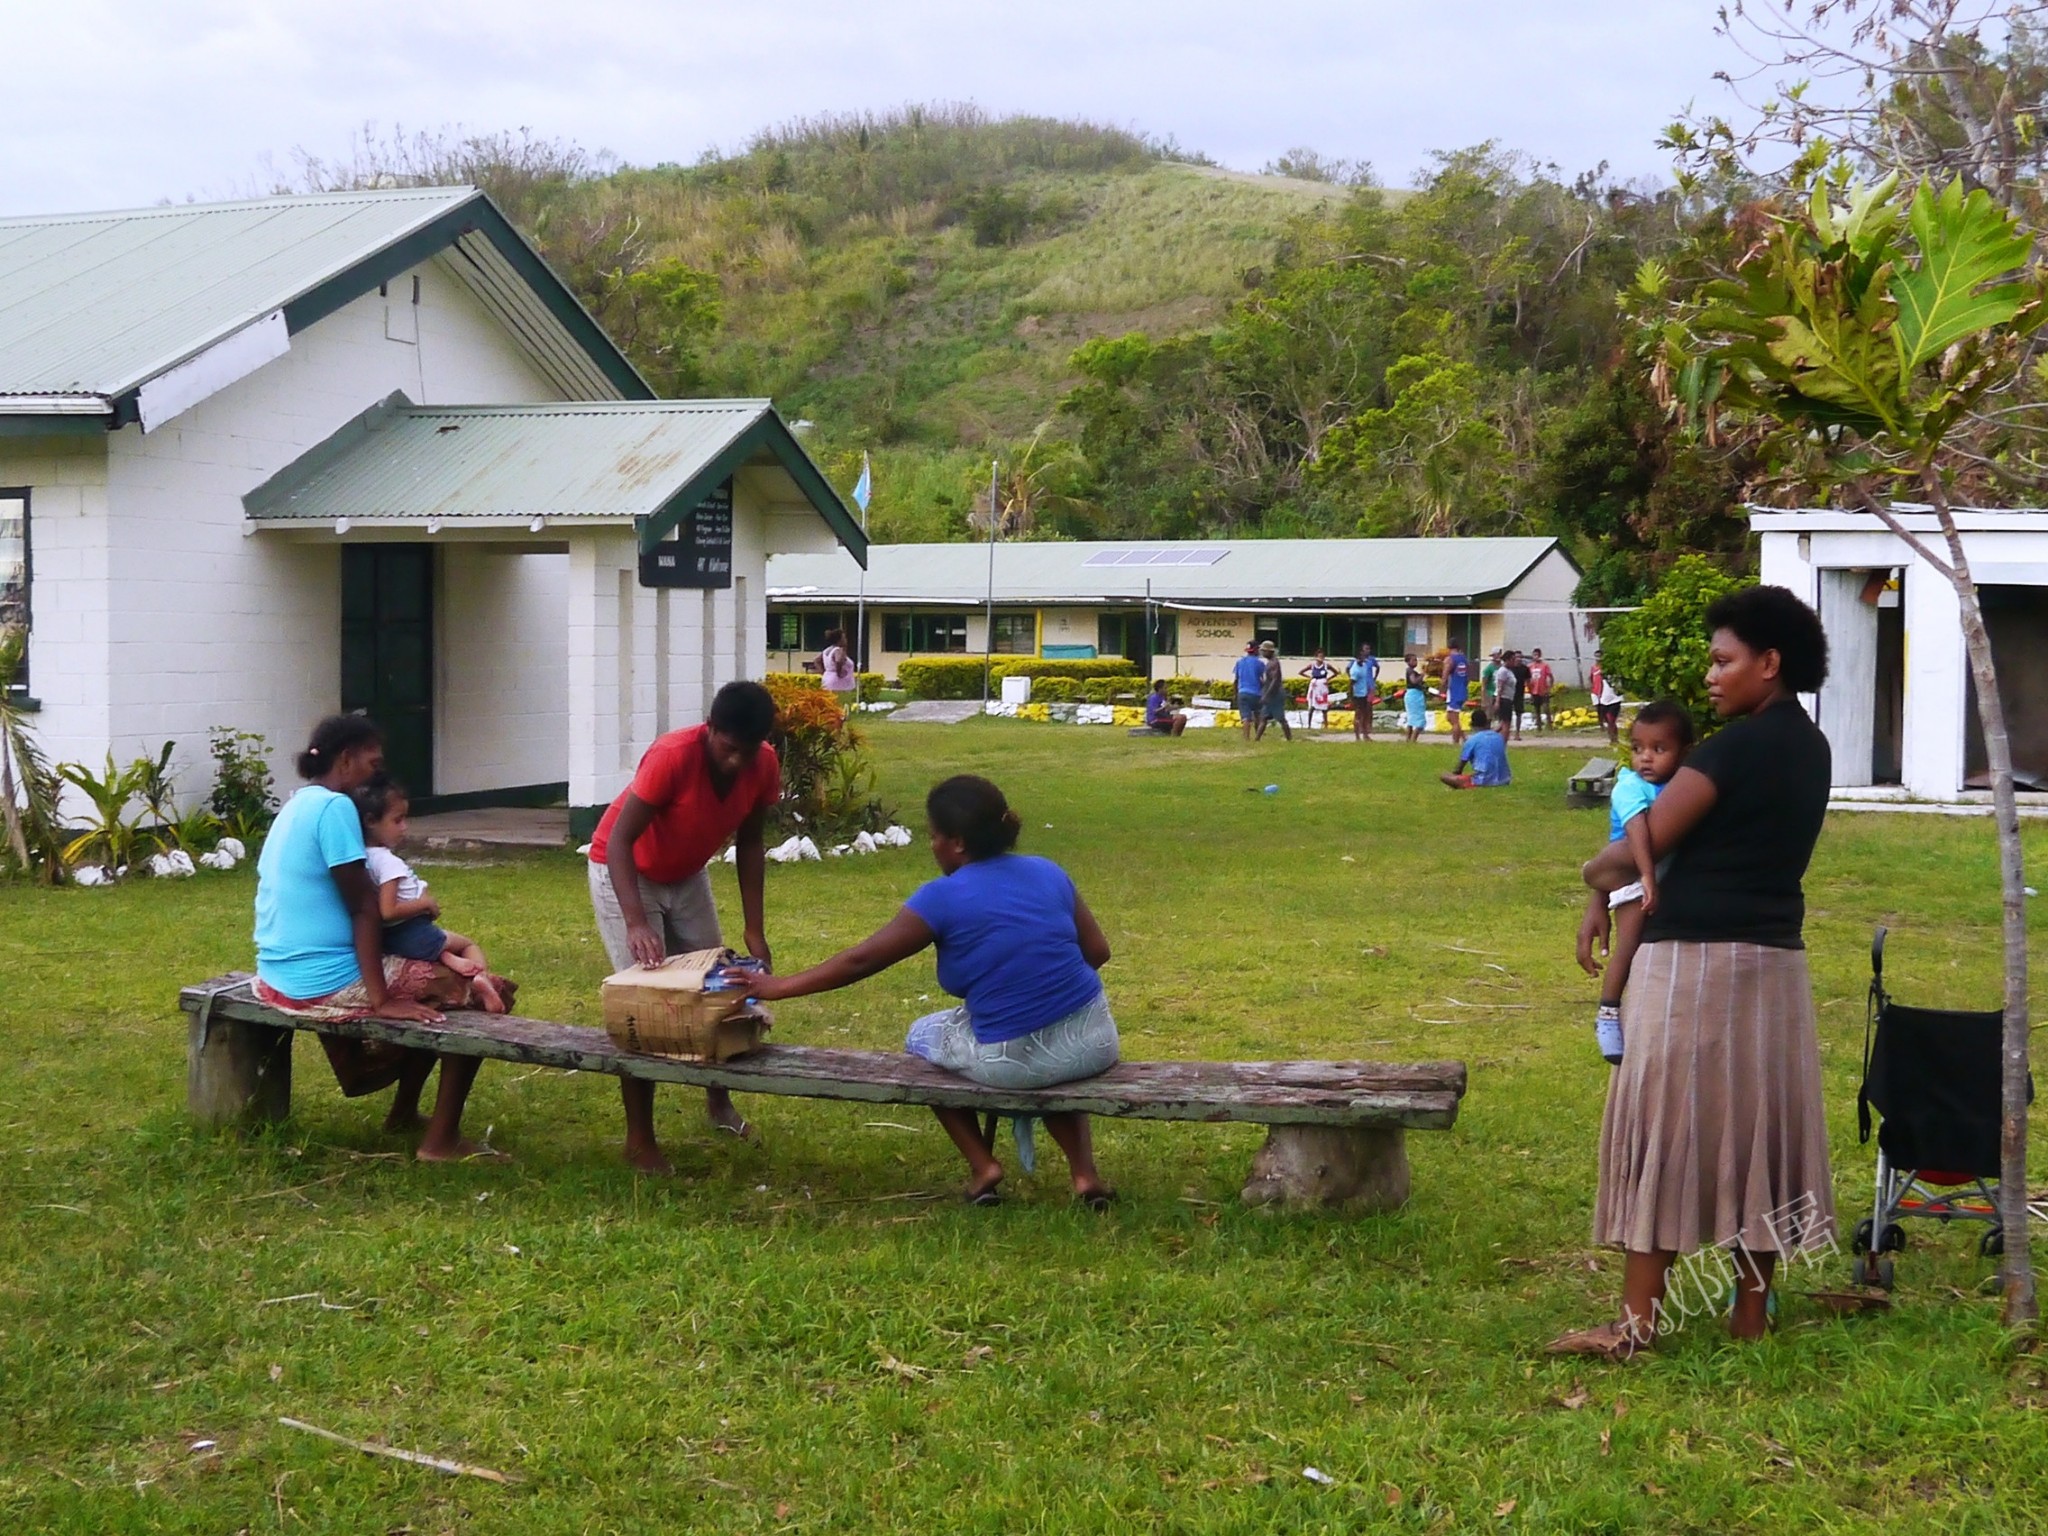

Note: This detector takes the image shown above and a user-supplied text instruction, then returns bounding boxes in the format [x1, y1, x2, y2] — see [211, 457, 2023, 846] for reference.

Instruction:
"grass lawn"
[6, 721, 2048, 1533]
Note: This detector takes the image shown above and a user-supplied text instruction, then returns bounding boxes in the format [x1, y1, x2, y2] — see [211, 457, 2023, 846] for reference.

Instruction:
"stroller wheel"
[1851, 1254, 1872, 1287]
[1981, 1226, 2005, 1258]
[1851, 1218, 1874, 1256]
[1875, 1257, 1896, 1291]
[1879, 1223, 1908, 1254]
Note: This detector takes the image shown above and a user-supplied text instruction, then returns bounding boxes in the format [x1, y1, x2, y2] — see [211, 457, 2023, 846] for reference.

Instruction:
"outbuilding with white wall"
[1753, 507, 2048, 802]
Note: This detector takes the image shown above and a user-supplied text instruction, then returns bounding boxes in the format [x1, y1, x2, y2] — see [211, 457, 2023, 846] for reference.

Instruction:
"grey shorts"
[905, 991, 1119, 1089]
[588, 860, 721, 969]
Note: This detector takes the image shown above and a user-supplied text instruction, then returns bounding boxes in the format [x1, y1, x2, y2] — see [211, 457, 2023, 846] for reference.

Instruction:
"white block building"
[0, 189, 864, 836]
[1753, 508, 2048, 802]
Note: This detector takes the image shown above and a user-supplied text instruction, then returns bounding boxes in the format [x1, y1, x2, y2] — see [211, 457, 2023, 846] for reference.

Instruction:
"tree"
[0, 627, 63, 882]
[1645, 171, 2043, 1327]
[1669, 2, 2048, 224]
[1590, 556, 1746, 723]
[1310, 353, 1516, 535]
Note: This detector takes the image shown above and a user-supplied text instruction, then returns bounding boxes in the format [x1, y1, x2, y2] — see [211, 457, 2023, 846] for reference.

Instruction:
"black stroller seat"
[1853, 925, 2034, 1288]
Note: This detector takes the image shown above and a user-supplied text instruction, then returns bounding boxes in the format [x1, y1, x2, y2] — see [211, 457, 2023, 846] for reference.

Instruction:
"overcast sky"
[0, 0, 1748, 216]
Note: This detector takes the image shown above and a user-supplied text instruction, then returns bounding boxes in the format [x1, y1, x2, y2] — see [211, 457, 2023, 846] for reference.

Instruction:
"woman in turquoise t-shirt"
[253, 714, 496, 1162]
[741, 775, 1117, 1207]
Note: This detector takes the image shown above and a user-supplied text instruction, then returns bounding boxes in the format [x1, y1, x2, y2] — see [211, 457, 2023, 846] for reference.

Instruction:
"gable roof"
[243, 394, 867, 563]
[767, 536, 1563, 608]
[0, 187, 650, 424]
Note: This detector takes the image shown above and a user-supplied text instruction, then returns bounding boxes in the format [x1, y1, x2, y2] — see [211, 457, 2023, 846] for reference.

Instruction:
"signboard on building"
[639, 478, 733, 589]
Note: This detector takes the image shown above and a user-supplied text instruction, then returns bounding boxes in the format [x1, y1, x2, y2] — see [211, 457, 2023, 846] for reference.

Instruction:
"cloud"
[0, 0, 1736, 214]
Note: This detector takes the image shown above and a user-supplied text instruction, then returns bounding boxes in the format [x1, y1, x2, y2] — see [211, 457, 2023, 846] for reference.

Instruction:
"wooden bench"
[1566, 756, 1619, 808]
[179, 975, 1466, 1212]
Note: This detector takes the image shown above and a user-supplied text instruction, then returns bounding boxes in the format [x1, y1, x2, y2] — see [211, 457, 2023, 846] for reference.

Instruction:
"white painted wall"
[1500, 548, 1592, 687]
[1754, 512, 2048, 800]
[22, 257, 566, 810]
[437, 548, 569, 795]
[565, 474, 779, 812]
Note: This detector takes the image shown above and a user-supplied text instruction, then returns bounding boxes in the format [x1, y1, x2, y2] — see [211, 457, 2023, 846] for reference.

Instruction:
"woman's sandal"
[1544, 1322, 1651, 1361]
[1076, 1186, 1118, 1212]
[964, 1184, 1003, 1207]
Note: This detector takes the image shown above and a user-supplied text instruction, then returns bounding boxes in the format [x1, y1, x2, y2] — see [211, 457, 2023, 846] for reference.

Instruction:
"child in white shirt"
[355, 777, 504, 1013]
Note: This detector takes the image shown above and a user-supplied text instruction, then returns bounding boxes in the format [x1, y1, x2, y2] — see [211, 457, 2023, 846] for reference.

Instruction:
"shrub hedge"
[897, 657, 989, 699]
[990, 658, 1142, 681]
[1028, 677, 1150, 703]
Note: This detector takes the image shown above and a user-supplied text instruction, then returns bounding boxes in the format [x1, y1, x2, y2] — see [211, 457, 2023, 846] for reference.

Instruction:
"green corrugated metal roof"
[767, 537, 1563, 607]
[243, 395, 867, 562]
[0, 187, 648, 410]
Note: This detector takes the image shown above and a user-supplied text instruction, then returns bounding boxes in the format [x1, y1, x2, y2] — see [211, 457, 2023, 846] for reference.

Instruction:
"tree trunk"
[1928, 483, 2036, 1330]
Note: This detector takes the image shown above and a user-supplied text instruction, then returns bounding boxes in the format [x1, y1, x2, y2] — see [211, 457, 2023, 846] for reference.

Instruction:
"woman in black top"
[1552, 586, 1834, 1358]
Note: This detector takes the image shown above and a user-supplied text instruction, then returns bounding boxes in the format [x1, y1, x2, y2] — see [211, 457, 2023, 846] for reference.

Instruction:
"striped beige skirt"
[1595, 941, 1836, 1257]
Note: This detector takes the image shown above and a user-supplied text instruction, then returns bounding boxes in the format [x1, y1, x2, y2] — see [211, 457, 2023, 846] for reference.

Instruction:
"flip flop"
[965, 1185, 1003, 1207]
[1077, 1186, 1118, 1212]
[714, 1117, 755, 1142]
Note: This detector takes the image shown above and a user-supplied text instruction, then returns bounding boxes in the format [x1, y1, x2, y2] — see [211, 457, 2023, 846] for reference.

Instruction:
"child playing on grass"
[355, 776, 506, 1013]
[1300, 650, 1337, 728]
[1579, 698, 1694, 1064]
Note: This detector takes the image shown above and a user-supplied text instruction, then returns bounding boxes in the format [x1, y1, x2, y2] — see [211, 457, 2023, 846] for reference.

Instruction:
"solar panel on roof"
[1082, 546, 1229, 568]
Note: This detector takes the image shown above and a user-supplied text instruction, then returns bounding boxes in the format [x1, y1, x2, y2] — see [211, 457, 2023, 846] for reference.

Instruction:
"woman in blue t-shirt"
[740, 775, 1117, 1206]
[253, 714, 496, 1161]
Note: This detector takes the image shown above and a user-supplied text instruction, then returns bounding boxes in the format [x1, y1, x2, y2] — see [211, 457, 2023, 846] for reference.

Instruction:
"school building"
[1753, 507, 2048, 804]
[765, 536, 1590, 684]
[0, 187, 864, 832]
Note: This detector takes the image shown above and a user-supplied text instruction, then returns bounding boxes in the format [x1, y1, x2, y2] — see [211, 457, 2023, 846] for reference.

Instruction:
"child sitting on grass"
[1579, 698, 1694, 1063]
[354, 776, 506, 1013]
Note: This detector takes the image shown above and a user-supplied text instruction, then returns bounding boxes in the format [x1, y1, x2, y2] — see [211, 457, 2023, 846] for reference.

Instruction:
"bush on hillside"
[1595, 555, 1746, 727]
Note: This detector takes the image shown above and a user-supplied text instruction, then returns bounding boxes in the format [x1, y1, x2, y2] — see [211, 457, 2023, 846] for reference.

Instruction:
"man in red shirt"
[588, 681, 781, 1171]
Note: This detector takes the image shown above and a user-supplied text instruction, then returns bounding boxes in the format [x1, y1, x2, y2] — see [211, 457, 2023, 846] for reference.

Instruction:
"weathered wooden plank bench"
[1566, 756, 1619, 809]
[179, 974, 1466, 1211]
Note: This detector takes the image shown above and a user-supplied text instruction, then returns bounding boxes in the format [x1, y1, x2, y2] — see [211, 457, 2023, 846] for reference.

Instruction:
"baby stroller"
[1851, 926, 2036, 1289]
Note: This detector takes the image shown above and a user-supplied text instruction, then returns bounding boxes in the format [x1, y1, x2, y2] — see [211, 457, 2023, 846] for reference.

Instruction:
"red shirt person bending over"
[587, 681, 781, 1172]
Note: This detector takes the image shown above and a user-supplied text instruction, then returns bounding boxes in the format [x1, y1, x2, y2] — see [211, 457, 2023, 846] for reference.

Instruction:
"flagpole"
[852, 452, 871, 670]
[981, 456, 999, 708]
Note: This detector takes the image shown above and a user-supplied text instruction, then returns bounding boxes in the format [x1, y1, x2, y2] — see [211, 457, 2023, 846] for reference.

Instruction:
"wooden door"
[341, 545, 434, 796]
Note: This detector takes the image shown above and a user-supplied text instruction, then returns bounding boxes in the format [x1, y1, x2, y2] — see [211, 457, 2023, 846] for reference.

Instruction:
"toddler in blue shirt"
[1583, 699, 1694, 1063]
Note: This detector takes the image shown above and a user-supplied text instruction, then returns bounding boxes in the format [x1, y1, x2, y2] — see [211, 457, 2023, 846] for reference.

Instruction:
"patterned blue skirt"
[905, 991, 1118, 1088]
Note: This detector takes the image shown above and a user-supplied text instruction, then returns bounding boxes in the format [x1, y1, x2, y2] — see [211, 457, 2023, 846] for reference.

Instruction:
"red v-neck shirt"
[588, 726, 781, 884]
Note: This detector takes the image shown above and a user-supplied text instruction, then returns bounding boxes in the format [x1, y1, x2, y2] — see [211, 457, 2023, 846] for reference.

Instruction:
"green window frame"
[2, 489, 29, 695]
[884, 613, 969, 653]
[990, 612, 1036, 655]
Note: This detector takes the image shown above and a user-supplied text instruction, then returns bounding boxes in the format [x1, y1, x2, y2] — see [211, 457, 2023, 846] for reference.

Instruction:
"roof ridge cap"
[0, 185, 477, 228]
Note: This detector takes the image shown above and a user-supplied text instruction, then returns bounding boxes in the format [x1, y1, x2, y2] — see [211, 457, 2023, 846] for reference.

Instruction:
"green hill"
[442, 112, 1349, 538]
[367, 111, 1748, 594]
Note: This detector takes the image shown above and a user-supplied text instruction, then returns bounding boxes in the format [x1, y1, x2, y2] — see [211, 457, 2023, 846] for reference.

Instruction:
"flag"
[851, 452, 872, 519]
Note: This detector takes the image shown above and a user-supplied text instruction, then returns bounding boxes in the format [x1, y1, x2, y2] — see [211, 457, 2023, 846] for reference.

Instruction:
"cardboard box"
[600, 949, 770, 1061]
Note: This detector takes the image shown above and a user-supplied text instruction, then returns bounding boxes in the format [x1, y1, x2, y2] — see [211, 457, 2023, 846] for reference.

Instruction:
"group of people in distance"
[252, 681, 1119, 1204]
[1148, 636, 1565, 747]
[250, 582, 1840, 1355]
